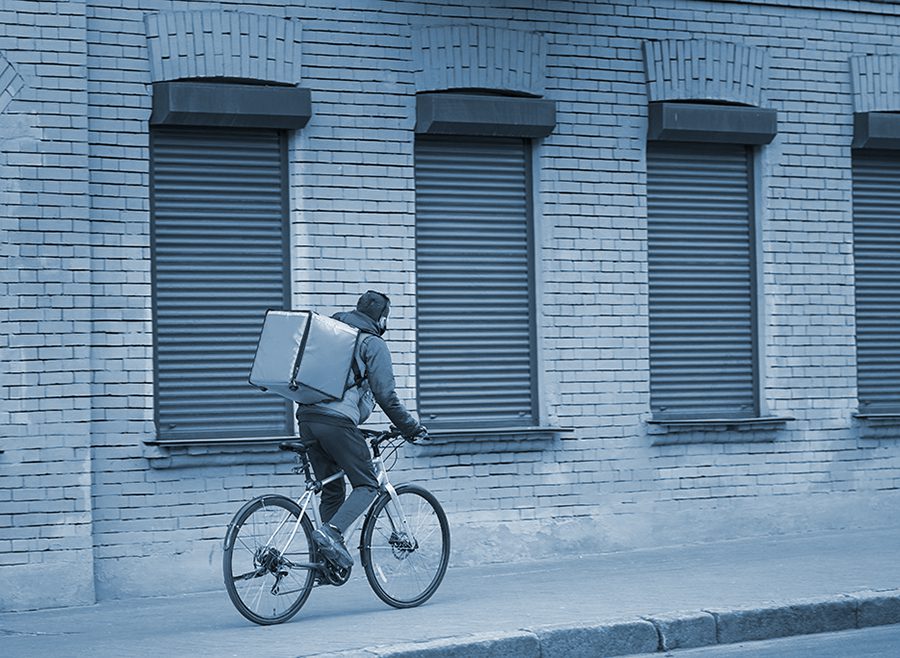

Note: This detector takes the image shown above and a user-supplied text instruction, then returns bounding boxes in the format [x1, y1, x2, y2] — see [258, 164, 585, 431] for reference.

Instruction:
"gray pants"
[299, 416, 379, 533]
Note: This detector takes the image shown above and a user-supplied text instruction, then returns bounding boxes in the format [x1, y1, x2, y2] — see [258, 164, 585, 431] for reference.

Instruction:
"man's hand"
[406, 424, 430, 444]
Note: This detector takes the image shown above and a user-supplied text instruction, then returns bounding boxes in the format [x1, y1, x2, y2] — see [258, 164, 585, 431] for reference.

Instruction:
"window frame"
[852, 148, 900, 416]
[413, 134, 540, 430]
[645, 140, 763, 422]
[149, 126, 294, 443]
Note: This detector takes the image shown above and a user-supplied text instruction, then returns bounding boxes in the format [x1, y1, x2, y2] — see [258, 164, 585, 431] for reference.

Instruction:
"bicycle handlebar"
[360, 426, 434, 448]
[360, 427, 404, 443]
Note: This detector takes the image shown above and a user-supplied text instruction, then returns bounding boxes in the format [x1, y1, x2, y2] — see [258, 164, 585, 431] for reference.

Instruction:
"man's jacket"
[297, 309, 419, 436]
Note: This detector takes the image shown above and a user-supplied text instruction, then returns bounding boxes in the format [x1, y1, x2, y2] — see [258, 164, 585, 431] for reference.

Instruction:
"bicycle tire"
[360, 484, 450, 608]
[223, 494, 316, 625]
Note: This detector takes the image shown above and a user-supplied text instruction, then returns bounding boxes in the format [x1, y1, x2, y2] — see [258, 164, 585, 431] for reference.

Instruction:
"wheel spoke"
[235, 535, 259, 557]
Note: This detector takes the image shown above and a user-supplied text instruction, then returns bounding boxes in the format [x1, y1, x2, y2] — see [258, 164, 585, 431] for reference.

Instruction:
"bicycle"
[222, 427, 451, 625]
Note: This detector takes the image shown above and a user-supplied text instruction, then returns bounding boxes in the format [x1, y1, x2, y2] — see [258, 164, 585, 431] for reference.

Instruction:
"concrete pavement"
[1, 525, 899, 657]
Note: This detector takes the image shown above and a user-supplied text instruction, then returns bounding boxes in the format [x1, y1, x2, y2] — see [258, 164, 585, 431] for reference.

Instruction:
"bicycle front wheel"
[361, 484, 450, 608]
[223, 495, 315, 625]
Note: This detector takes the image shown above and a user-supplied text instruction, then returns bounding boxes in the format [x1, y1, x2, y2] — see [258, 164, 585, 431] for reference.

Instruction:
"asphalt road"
[635, 624, 900, 658]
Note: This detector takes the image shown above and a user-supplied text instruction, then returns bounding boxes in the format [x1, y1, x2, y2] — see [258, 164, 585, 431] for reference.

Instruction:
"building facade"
[3, 0, 900, 611]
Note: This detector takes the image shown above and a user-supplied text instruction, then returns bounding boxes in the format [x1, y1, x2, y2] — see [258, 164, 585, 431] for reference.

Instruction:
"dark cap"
[356, 290, 391, 323]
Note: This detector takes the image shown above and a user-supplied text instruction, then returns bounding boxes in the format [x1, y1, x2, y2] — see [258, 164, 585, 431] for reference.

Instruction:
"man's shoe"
[312, 524, 353, 570]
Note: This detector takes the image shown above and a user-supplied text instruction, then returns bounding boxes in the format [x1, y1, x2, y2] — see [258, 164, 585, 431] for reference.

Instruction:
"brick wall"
[0, 0, 95, 609]
[2, 0, 900, 610]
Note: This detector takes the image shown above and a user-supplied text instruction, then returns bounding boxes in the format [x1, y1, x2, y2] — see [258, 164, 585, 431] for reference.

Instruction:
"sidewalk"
[2, 526, 899, 658]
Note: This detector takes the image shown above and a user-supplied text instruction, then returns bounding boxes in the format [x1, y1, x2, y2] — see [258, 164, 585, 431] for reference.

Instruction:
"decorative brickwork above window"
[411, 24, 547, 96]
[851, 54, 900, 113]
[642, 39, 768, 107]
[144, 11, 303, 84]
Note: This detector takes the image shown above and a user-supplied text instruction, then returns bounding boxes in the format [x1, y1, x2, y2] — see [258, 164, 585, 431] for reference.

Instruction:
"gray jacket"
[299, 310, 420, 436]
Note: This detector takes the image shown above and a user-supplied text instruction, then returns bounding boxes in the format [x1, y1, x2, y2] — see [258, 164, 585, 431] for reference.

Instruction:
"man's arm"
[361, 336, 421, 437]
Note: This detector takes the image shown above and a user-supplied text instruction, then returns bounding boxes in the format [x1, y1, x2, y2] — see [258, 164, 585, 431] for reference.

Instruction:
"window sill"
[854, 413, 900, 424]
[143, 435, 295, 469]
[854, 413, 900, 438]
[648, 416, 793, 445]
[419, 425, 573, 453]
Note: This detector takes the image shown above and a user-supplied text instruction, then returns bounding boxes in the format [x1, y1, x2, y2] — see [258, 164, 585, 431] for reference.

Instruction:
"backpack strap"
[345, 332, 375, 392]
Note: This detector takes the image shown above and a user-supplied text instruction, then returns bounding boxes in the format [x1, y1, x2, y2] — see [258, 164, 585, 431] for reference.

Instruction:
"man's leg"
[310, 425, 379, 569]
[322, 426, 380, 534]
[299, 421, 345, 524]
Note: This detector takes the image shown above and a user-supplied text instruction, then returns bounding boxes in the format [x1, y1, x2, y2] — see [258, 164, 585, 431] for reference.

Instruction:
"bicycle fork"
[382, 482, 416, 543]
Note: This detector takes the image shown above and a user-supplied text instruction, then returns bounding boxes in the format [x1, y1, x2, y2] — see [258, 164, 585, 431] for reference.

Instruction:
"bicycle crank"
[321, 560, 352, 586]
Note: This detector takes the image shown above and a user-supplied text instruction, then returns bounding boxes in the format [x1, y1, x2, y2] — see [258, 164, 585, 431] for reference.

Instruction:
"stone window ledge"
[143, 435, 294, 469]
[648, 416, 793, 446]
[854, 413, 900, 439]
[854, 413, 900, 424]
[417, 426, 573, 454]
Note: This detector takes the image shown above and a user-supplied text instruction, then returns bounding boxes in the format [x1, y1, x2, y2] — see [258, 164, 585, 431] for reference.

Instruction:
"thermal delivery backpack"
[249, 310, 360, 404]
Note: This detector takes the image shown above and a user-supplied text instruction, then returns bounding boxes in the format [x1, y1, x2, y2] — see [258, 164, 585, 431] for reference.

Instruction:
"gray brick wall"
[0, 0, 95, 609]
[3, 0, 900, 610]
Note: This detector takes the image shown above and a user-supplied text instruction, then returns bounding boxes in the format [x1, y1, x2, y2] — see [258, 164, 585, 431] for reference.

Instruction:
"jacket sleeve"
[361, 336, 420, 436]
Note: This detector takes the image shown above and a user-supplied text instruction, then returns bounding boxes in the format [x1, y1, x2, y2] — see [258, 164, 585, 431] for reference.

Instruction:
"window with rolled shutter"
[646, 142, 758, 420]
[415, 136, 537, 428]
[853, 149, 900, 413]
[151, 127, 291, 440]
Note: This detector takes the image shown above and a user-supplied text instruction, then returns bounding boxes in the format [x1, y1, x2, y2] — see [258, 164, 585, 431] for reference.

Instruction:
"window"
[853, 149, 900, 414]
[646, 142, 758, 420]
[150, 127, 291, 440]
[415, 136, 537, 428]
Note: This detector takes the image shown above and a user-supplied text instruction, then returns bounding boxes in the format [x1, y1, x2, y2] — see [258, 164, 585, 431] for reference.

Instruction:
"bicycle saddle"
[279, 441, 309, 454]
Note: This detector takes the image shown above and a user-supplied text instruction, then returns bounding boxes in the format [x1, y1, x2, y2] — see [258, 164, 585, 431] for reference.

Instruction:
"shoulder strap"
[346, 333, 374, 391]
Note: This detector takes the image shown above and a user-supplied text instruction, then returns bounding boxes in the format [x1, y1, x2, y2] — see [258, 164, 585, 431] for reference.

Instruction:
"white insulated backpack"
[249, 310, 365, 405]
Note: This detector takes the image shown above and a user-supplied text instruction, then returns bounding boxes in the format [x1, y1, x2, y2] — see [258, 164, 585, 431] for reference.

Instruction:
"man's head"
[356, 290, 391, 335]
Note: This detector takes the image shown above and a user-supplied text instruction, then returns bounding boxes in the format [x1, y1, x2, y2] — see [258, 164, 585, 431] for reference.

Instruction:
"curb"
[314, 589, 900, 658]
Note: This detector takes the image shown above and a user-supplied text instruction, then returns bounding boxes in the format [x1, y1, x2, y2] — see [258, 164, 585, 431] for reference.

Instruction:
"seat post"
[279, 441, 316, 485]
[299, 451, 315, 486]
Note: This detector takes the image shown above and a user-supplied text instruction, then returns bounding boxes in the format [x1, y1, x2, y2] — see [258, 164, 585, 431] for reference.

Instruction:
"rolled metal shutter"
[151, 127, 291, 440]
[415, 137, 536, 427]
[853, 150, 900, 413]
[646, 142, 757, 419]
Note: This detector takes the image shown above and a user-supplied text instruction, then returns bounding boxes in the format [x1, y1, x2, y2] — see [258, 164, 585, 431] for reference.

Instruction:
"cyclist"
[296, 290, 427, 571]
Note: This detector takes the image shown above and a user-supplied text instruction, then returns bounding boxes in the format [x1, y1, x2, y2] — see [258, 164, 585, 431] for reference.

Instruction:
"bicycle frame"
[266, 443, 416, 570]
[224, 428, 450, 624]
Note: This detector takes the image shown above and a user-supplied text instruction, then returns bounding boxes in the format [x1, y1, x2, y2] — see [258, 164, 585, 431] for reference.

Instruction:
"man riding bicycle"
[295, 290, 428, 571]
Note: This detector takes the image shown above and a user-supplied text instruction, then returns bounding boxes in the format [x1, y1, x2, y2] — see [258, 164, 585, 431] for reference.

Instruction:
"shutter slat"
[647, 142, 756, 419]
[854, 150, 900, 412]
[415, 137, 536, 426]
[152, 127, 291, 438]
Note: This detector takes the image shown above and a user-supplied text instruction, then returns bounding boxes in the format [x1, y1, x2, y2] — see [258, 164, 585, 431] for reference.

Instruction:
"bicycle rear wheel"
[223, 495, 315, 625]
[360, 484, 450, 608]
